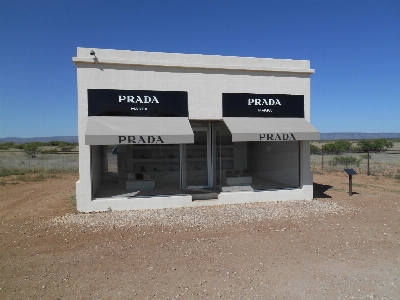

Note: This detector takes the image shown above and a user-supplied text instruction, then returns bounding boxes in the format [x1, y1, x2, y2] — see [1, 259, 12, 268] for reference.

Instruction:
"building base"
[76, 181, 313, 212]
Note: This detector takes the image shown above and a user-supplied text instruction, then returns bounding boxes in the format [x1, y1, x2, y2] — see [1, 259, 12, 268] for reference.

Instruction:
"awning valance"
[85, 116, 194, 145]
[223, 117, 320, 142]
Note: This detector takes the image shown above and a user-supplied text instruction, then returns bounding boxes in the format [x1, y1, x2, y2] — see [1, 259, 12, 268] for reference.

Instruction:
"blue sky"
[0, 0, 399, 138]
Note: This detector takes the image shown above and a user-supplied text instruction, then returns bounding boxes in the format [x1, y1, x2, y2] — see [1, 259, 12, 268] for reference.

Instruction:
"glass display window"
[92, 122, 301, 200]
[221, 140, 300, 192]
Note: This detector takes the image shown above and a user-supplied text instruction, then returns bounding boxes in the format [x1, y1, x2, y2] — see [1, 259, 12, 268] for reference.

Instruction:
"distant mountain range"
[320, 133, 400, 140]
[0, 136, 78, 143]
[1, 133, 399, 143]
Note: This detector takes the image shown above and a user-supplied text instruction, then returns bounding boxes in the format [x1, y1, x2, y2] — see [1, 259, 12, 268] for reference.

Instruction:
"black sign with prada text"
[88, 89, 188, 117]
[223, 93, 304, 118]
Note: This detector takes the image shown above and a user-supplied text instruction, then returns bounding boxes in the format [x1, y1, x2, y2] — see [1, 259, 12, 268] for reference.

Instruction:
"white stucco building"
[73, 47, 319, 212]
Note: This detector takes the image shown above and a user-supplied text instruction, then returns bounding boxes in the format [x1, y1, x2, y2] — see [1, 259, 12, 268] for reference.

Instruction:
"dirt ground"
[1, 173, 399, 299]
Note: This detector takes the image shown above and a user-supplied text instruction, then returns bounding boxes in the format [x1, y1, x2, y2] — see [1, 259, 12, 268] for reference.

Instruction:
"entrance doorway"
[183, 124, 212, 188]
[180, 122, 222, 199]
[180, 121, 223, 198]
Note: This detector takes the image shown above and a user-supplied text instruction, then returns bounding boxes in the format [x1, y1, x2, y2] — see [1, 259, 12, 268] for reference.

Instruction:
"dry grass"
[0, 151, 78, 185]
[311, 149, 400, 178]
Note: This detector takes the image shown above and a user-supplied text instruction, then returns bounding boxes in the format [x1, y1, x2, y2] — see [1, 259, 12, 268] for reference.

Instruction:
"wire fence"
[2, 149, 400, 179]
[311, 149, 400, 178]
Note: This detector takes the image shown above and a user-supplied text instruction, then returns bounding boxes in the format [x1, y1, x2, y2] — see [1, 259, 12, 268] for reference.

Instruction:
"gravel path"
[46, 200, 353, 231]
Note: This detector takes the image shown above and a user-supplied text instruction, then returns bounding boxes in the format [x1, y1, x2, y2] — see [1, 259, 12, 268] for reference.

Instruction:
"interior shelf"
[129, 158, 179, 163]
[187, 158, 207, 162]
[126, 143, 235, 175]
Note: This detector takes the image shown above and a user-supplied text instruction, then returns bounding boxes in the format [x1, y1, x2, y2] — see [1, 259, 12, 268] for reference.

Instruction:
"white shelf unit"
[129, 145, 180, 174]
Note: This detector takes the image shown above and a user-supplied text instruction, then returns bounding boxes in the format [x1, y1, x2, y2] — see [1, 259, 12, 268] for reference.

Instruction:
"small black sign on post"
[344, 169, 357, 196]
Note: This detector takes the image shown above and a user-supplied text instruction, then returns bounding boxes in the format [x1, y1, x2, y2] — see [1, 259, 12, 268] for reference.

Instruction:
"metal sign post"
[344, 169, 357, 196]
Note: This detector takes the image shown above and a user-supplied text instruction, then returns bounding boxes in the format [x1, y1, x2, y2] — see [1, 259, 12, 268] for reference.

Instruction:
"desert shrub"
[41, 149, 59, 154]
[58, 142, 75, 152]
[356, 140, 374, 152]
[42, 141, 77, 151]
[357, 139, 394, 152]
[0, 142, 16, 150]
[328, 156, 362, 167]
[322, 140, 352, 154]
[48, 140, 62, 146]
[310, 144, 321, 154]
[18, 141, 77, 157]
[374, 139, 394, 150]
[14, 144, 24, 149]
[22, 143, 41, 158]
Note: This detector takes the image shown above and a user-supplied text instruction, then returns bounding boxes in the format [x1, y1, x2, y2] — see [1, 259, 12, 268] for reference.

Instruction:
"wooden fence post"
[367, 150, 370, 176]
[321, 148, 324, 174]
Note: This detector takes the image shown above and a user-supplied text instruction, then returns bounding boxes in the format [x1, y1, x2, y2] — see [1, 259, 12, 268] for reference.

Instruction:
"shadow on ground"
[313, 182, 332, 198]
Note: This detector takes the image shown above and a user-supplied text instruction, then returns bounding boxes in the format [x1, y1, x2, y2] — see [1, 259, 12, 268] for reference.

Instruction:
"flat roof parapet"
[73, 47, 314, 74]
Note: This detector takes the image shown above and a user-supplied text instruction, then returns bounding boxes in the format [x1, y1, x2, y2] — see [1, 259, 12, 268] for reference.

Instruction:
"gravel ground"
[45, 200, 353, 231]
[1, 173, 399, 299]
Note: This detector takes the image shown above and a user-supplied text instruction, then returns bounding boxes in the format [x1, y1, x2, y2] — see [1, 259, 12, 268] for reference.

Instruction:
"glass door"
[180, 122, 224, 190]
[186, 127, 210, 188]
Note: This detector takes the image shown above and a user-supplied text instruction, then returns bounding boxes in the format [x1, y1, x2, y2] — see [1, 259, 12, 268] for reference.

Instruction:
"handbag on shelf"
[135, 173, 144, 180]
[233, 170, 242, 177]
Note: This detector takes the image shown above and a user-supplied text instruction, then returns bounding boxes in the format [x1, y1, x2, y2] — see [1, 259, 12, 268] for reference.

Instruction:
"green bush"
[0, 142, 16, 150]
[322, 140, 352, 154]
[41, 149, 59, 154]
[328, 156, 362, 167]
[48, 140, 62, 146]
[58, 142, 75, 152]
[357, 139, 394, 152]
[310, 144, 321, 154]
[22, 143, 41, 158]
